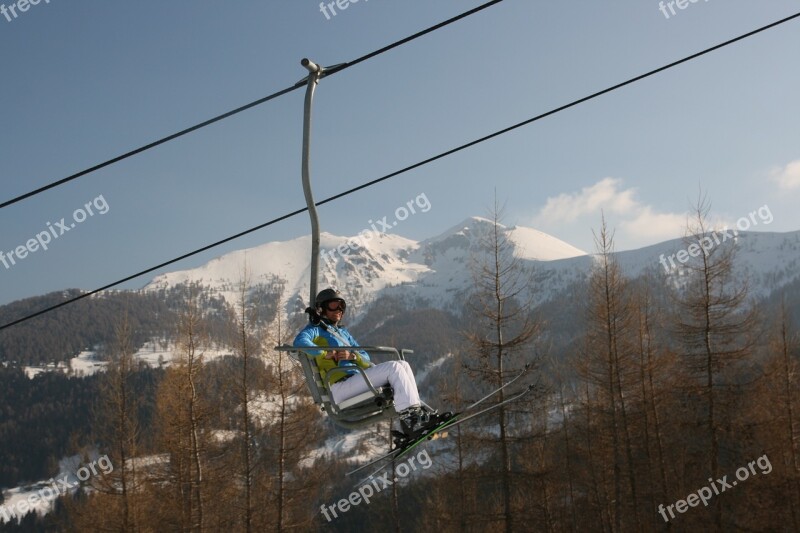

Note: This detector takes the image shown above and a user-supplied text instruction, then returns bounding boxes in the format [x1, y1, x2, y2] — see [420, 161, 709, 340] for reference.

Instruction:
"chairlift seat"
[275, 345, 412, 429]
[337, 386, 393, 410]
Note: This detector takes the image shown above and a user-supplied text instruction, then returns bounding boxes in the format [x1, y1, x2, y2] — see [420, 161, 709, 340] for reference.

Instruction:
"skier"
[294, 288, 449, 438]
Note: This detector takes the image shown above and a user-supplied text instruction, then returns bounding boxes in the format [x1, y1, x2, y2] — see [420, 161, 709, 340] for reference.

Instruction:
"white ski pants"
[329, 360, 420, 412]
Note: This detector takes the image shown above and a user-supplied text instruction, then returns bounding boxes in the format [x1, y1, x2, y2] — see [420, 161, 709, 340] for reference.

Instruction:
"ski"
[344, 433, 408, 477]
[345, 365, 531, 478]
[354, 385, 534, 484]
[387, 384, 535, 465]
[458, 363, 530, 413]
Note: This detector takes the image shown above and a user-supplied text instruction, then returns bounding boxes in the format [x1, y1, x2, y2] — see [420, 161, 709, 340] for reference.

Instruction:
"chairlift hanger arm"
[300, 58, 323, 307]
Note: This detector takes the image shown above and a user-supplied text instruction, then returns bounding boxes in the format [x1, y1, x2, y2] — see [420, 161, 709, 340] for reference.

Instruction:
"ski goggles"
[323, 300, 346, 312]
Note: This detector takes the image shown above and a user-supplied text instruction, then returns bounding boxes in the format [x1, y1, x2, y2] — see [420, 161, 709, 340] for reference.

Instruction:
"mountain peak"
[420, 216, 586, 261]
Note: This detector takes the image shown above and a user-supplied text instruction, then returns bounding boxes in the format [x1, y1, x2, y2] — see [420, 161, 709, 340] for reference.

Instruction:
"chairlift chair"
[276, 59, 410, 429]
[275, 345, 414, 429]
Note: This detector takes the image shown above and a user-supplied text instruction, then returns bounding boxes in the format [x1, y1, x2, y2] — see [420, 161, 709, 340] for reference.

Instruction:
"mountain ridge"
[144, 217, 800, 322]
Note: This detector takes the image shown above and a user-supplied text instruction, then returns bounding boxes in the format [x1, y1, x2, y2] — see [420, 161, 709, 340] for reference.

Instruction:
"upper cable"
[0, 0, 504, 210]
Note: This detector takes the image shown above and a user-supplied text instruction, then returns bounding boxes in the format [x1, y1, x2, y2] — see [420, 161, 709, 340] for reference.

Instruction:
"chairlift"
[275, 59, 409, 430]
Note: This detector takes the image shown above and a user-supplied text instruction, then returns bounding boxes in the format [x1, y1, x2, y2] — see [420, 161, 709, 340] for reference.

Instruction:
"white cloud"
[618, 206, 687, 242]
[533, 177, 638, 224]
[530, 178, 686, 250]
[771, 160, 800, 190]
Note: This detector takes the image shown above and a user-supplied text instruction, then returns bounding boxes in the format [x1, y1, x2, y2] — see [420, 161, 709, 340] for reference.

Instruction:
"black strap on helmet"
[305, 306, 322, 325]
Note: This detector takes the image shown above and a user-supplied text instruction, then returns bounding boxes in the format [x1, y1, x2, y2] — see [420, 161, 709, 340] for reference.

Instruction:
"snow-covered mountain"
[144, 217, 587, 318]
[145, 230, 429, 318]
[144, 217, 800, 321]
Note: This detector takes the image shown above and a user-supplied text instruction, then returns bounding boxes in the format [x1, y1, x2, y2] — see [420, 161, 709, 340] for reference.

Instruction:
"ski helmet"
[315, 288, 345, 308]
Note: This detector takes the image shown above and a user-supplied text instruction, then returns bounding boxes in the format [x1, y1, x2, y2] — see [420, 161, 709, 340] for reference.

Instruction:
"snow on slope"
[145, 231, 428, 317]
[132, 341, 232, 368]
[379, 217, 589, 310]
[507, 225, 586, 261]
[69, 351, 108, 377]
[143, 217, 800, 321]
[0, 453, 111, 524]
[22, 352, 105, 379]
[580, 230, 800, 298]
[414, 217, 587, 260]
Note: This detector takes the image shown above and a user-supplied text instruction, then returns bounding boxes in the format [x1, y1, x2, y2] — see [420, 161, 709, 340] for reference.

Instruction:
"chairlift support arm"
[301, 58, 323, 308]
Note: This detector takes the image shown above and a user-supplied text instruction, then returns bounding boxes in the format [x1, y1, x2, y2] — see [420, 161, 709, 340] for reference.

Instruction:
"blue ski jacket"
[293, 322, 371, 384]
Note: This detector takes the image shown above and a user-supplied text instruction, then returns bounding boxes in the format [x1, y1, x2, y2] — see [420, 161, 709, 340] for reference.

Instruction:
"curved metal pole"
[301, 58, 323, 308]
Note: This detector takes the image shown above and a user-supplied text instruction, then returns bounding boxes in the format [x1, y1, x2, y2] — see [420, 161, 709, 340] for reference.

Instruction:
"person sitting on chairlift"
[294, 288, 449, 438]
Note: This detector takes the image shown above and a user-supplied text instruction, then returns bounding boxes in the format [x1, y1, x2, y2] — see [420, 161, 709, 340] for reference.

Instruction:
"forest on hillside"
[0, 282, 279, 366]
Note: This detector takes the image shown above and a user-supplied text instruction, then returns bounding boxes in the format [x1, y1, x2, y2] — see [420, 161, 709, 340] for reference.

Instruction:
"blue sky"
[1, 0, 799, 306]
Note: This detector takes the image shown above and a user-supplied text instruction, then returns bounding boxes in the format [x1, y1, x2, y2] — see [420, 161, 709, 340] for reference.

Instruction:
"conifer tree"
[672, 195, 758, 529]
[70, 312, 143, 531]
[153, 291, 214, 531]
[575, 216, 642, 532]
[463, 202, 540, 532]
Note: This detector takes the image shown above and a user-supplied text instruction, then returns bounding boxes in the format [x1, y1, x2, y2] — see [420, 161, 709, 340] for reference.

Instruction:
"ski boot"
[399, 406, 453, 440]
[391, 430, 411, 450]
[422, 405, 454, 428]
